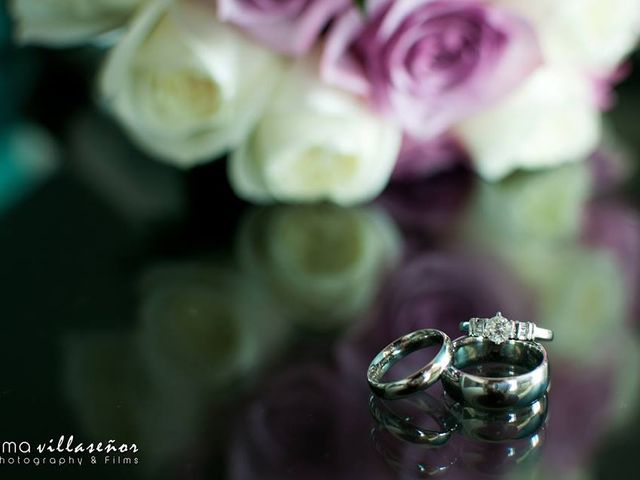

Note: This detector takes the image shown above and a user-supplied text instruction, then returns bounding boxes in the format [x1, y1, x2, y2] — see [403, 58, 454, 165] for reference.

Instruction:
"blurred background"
[1, 2, 640, 480]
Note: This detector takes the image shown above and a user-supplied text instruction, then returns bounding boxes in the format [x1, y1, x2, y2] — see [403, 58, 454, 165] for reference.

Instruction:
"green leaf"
[354, 0, 366, 12]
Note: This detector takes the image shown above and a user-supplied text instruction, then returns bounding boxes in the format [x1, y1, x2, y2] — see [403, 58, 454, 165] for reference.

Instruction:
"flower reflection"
[461, 162, 592, 244]
[540, 330, 640, 476]
[63, 264, 289, 473]
[63, 204, 402, 474]
[63, 333, 207, 473]
[138, 263, 287, 392]
[337, 251, 533, 378]
[230, 363, 391, 480]
[377, 167, 475, 245]
[449, 161, 640, 477]
[459, 162, 637, 360]
[349, 156, 640, 479]
[582, 200, 640, 325]
[588, 129, 634, 193]
[237, 204, 400, 331]
[61, 150, 640, 479]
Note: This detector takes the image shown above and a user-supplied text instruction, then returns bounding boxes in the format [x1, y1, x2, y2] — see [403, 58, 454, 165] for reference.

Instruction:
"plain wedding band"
[441, 336, 549, 410]
[367, 329, 453, 400]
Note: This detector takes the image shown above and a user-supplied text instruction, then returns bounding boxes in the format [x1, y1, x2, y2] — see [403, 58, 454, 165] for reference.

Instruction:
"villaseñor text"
[0, 435, 139, 467]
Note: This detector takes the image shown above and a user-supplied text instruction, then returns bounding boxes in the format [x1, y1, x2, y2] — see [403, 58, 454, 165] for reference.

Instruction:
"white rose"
[237, 205, 400, 331]
[494, 0, 640, 72]
[99, 0, 283, 167]
[229, 57, 402, 205]
[10, 0, 143, 46]
[456, 66, 601, 180]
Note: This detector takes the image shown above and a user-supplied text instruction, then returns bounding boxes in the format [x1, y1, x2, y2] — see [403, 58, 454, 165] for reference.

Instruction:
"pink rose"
[217, 0, 349, 56]
[322, 0, 541, 138]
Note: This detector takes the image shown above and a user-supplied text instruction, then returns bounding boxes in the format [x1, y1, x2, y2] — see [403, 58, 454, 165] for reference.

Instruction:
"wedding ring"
[442, 336, 549, 409]
[367, 329, 453, 399]
[459, 312, 553, 344]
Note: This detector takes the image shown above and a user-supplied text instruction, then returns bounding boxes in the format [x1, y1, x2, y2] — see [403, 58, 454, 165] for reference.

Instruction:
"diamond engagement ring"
[459, 312, 553, 344]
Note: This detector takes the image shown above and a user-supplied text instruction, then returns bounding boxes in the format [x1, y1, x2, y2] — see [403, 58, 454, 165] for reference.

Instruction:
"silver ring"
[442, 336, 549, 410]
[367, 329, 453, 399]
[459, 312, 553, 344]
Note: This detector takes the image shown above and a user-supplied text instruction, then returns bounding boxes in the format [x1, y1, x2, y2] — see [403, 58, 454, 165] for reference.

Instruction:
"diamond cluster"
[469, 312, 534, 344]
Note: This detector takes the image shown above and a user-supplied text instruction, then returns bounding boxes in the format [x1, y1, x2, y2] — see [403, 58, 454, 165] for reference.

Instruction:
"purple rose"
[217, 0, 349, 56]
[322, 0, 541, 138]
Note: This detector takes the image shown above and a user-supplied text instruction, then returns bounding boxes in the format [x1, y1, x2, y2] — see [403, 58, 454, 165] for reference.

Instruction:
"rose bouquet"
[9, 0, 640, 205]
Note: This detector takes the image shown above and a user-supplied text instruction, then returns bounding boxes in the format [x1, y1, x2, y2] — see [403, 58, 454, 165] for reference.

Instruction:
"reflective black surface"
[2, 19, 640, 480]
[2, 133, 640, 479]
